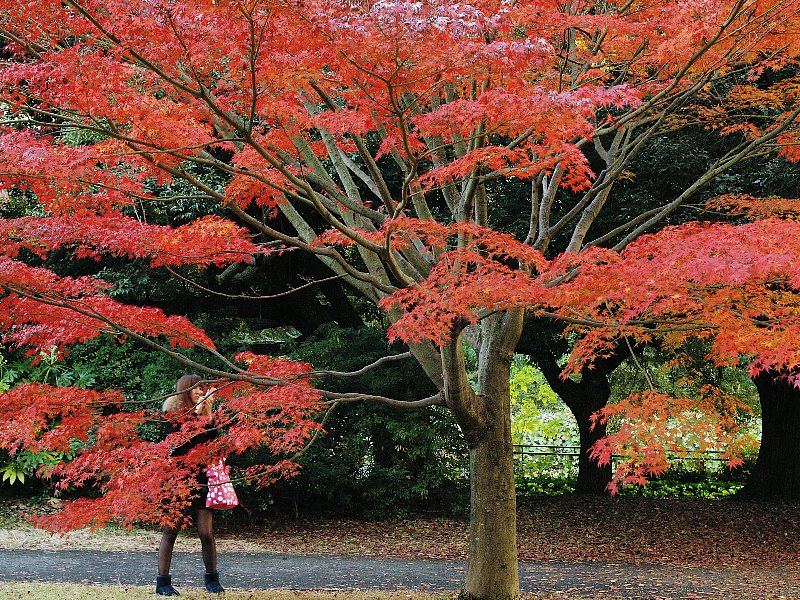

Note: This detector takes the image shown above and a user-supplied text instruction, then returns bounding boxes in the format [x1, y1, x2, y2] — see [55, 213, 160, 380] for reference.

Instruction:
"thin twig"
[164, 266, 344, 301]
[289, 401, 340, 461]
[625, 336, 655, 391]
[310, 352, 412, 378]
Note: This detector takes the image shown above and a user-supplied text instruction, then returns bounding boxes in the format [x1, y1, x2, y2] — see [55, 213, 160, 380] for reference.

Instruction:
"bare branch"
[311, 352, 413, 378]
[164, 266, 346, 301]
[288, 401, 340, 461]
[322, 391, 444, 409]
[625, 335, 656, 391]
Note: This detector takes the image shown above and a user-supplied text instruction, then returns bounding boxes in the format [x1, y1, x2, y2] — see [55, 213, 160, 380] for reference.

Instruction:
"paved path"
[0, 549, 798, 598]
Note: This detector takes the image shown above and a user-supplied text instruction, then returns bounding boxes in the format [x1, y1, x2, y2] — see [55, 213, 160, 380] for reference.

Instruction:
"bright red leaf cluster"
[0, 352, 323, 530]
[535, 213, 800, 488]
[0, 213, 261, 266]
[0, 258, 216, 352]
[0, 0, 799, 537]
[547, 217, 800, 376]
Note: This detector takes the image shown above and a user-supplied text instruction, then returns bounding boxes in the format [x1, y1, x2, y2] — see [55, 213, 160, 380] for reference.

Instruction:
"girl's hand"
[194, 388, 216, 416]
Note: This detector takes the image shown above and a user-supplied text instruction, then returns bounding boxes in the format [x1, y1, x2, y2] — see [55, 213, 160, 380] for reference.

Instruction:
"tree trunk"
[443, 312, 522, 599]
[572, 393, 612, 494]
[468, 312, 522, 598]
[466, 427, 519, 598]
[534, 357, 614, 494]
[740, 372, 800, 499]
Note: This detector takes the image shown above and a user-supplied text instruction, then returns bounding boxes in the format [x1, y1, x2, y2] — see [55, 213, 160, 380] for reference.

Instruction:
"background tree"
[698, 195, 800, 500]
[518, 320, 624, 494]
[2, 2, 800, 598]
[494, 46, 800, 498]
[543, 207, 800, 492]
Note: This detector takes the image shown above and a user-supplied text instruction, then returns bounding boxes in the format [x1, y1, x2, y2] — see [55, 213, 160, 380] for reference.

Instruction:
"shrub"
[237, 324, 470, 519]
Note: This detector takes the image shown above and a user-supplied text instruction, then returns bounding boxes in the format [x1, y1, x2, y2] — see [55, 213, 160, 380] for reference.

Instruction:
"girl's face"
[188, 386, 206, 403]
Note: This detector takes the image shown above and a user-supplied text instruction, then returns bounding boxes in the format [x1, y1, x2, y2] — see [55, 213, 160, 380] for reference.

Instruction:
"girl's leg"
[197, 508, 224, 593]
[158, 525, 180, 576]
[156, 525, 181, 595]
[196, 508, 217, 573]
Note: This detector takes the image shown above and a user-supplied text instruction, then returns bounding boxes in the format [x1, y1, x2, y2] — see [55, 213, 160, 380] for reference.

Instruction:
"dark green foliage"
[64, 337, 226, 445]
[0, 347, 94, 497]
[617, 479, 743, 498]
[616, 463, 751, 498]
[64, 336, 205, 402]
[242, 324, 470, 519]
[0, 189, 41, 219]
[515, 468, 751, 499]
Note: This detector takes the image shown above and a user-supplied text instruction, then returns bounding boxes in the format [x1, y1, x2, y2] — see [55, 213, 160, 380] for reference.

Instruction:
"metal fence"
[514, 444, 729, 458]
[513, 444, 729, 478]
[513, 444, 581, 477]
[514, 444, 581, 457]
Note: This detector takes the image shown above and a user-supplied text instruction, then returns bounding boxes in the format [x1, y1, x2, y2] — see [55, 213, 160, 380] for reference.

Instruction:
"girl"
[156, 374, 225, 596]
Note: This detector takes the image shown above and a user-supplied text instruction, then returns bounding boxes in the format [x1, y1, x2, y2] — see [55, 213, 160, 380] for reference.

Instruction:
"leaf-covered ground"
[221, 496, 800, 569]
[2, 495, 800, 598]
[2, 495, 799, 570]
[518, 495, 800, 569]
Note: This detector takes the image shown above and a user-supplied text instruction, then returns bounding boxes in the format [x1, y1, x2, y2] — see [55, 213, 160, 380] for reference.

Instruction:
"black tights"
[158, 508, 217, 576]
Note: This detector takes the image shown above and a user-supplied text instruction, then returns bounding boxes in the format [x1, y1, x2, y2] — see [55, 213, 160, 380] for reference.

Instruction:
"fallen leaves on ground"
[515, 495, 800, 569]
[2, 495, 800, 572]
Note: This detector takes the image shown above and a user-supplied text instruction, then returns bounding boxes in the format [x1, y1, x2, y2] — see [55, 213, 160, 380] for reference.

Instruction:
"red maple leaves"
[0, 356, 323, 531]
[0, 0, 799, 529]
[550, 217, 800, 377]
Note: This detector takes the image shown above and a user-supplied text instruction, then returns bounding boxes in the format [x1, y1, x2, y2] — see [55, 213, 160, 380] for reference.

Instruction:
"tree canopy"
[2, 1, 800, 598]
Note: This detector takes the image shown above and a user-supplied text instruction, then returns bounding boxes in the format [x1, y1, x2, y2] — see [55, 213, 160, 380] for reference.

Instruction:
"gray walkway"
[0, 549, 798, 598]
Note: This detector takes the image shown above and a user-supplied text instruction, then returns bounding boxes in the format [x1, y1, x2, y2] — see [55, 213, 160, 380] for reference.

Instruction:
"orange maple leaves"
[0, 208, 266, 354]
[590, 389, 754, 494]
[0, 0, 799, 522]
[549, 217, 800, 375]
[0, 354, 324, 531]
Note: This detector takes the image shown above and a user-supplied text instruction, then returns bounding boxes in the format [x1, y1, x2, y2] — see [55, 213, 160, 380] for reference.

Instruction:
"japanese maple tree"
[2, 1, 800, 598]
[541, 198, 800, 494]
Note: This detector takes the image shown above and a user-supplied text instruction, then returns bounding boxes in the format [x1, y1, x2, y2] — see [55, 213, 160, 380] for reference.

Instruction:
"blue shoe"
[156, 574, 180, 596]
[204, 571, 225, 593]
